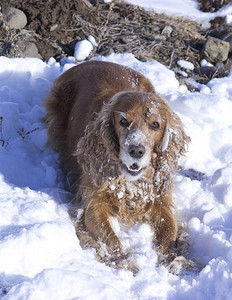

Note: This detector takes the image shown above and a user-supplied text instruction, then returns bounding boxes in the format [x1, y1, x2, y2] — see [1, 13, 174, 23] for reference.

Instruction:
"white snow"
[0, 52, 232, 299]
[226, 14, 232, 24]
[125, 0, 232, 26]
[200, 59, 214, 67]
[177, 60, 195, 71]
[74, 40, 93, 61]
[88, 35, 98, 47]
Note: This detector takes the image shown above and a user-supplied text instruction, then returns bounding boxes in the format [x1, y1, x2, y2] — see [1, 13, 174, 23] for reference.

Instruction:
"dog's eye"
[150, 121, 160, 130]
[119, 118, 130, 128]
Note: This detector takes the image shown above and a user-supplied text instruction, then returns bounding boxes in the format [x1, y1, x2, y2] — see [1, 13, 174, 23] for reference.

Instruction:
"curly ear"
[74, 104, 119, 185]
[166, 112, 190, 157]
[154, 113, 190, 193]
[161, 125, 169, 152]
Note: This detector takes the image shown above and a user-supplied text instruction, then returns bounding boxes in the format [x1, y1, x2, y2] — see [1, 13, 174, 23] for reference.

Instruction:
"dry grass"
[71, 2, 204, 67]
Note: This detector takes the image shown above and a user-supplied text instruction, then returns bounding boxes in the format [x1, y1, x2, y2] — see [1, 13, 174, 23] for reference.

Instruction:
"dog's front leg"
[151, 199, 177, 254]
[84, 197, 122, 256]
[156, 205, 177, 253]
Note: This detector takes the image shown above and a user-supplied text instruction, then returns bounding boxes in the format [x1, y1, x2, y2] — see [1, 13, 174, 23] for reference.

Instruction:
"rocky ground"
[0, 0, 232, 86]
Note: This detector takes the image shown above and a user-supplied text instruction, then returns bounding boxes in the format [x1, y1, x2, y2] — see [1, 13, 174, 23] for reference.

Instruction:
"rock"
[178, 78, 200, 92]
[161, 25, 173, 37]
[224, 58, 232, 72]
[50, 24, 58, 32]
[221, 31, 232, 52]
[146, 32, 167, 41]
[225, 33, 232, 51]
[14, 40, 42, 59]
[151, 34, 166, 41]
[97, 47, 114, 56]
[120, 36, 137, 44]
[194, 66, 218, 77]
[2, 7, 27, 29]
[152, 26, 160, 32]
[137, 55, 147, 62]
[202, 37, 230, 63]
[146, 35, 156, 41]
[208, 27, 232, 51]
[194, 63, 230, 81]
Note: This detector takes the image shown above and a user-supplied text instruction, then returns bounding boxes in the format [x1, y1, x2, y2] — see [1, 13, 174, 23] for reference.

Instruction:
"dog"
[43, 60, 190, 266]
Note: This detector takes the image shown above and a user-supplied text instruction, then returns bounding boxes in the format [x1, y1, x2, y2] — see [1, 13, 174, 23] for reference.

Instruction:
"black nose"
[128, 144, 146, 159]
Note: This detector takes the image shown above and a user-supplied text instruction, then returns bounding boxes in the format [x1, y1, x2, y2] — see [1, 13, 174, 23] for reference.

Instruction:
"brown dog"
[43, 61, 190, 262]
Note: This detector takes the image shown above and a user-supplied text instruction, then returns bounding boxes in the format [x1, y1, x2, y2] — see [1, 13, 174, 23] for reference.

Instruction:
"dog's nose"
[128, 144, 146, 159]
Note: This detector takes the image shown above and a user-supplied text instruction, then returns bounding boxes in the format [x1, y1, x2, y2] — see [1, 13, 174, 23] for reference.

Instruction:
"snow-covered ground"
[0, 51, 232, 299]
[125, 0, 232, 26]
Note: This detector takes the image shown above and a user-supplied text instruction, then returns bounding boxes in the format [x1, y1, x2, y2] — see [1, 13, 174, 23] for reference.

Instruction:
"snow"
[88, 35, 98, 47]
[74, 40, 93, 61]
[226, 14, 232, 24]
[0, 49, 232, 300]
[177, 60, 195, 71]
[74, 36, 99, 61]
[200, 59, 213, 67]
[125, 0, 232, 26]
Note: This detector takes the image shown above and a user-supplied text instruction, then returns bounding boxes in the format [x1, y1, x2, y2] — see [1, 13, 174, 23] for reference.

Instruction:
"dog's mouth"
[121, 162, 144, 176]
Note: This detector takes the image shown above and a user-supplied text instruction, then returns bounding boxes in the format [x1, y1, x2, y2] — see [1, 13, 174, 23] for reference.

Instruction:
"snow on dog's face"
[113, 91, 170, 181]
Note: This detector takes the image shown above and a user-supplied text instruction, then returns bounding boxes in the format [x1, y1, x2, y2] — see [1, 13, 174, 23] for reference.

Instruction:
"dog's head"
[76, 91, 189, 184]
[111, 92, 171, 180]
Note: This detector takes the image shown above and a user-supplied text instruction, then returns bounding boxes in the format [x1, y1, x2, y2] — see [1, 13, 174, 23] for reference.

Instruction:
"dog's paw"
[168, 256, 204, 275]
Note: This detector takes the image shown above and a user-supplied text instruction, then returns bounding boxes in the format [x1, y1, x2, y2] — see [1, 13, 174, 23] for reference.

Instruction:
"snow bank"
[0, 53, 232, 299]
[125, 0, 232, 26]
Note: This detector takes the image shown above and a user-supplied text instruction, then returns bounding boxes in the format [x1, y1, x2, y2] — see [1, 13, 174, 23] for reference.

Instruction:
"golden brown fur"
[43, 61, 190, 261]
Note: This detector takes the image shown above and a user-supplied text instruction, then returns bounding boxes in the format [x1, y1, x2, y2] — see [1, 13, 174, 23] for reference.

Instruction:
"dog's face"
[112, 92, 170, 181]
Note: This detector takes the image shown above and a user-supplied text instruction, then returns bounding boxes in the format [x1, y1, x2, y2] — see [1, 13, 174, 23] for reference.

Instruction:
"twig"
[169, 49, 175, 68]
[0, 116, 5, 147]
[17, 127, 39, 139]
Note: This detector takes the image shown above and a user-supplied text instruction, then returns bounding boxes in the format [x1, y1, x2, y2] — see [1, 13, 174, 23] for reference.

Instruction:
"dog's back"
[43, 61, 154, 173]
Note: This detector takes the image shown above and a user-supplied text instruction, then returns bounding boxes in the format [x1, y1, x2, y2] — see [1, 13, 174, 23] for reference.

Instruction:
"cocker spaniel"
[43, 61, 190, 266]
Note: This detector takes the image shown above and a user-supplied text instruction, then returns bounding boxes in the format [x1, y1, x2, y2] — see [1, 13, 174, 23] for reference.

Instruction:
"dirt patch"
[0, 0, 96, 59]
[0, 0, 231, 85]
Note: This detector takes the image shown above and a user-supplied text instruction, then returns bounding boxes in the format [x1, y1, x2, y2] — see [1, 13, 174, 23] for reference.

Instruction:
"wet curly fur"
[43, 61, 190, 263]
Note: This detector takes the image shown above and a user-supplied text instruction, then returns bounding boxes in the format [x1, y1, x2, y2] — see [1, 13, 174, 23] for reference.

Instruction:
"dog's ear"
[161, 125, 169, 152]
[159, 112, 190, 157]
[154, 113, 190, 193]
[73, 103, 119, 185]
[166, 113, 190, 157]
